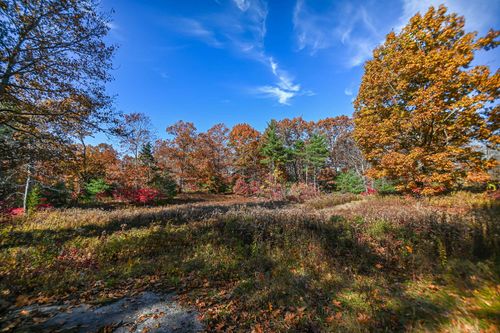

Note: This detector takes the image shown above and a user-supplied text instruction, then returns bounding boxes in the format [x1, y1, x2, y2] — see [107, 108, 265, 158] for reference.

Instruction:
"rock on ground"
[7, 292, 202, 333]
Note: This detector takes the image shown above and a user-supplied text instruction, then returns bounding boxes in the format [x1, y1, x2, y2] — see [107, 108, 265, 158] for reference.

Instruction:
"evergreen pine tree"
[305, 134, 329, 188]
[260, 120, 289, 183]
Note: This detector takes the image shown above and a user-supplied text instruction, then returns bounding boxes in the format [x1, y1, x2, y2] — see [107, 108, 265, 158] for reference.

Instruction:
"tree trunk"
[23, 164, 31, 215]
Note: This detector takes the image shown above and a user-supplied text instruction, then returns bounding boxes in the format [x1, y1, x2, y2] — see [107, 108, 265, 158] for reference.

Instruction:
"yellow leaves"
[354, 4, 499, 195]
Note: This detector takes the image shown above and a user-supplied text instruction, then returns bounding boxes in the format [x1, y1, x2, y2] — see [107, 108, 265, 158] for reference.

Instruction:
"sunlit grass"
[0, 193, 498, 331]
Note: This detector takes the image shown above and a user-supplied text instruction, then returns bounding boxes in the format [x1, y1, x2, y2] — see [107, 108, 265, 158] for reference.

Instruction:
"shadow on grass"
[2, 200, 498, 331]
[0, 200, 290, 250]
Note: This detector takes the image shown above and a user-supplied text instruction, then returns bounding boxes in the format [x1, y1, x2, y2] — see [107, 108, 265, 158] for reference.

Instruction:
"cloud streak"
[293, 0, 382, 67]
[397, 0, 500, 33]
[163, 0, 310, 105]
[255, 57, 309, 105]
[293, 0, 499, 68]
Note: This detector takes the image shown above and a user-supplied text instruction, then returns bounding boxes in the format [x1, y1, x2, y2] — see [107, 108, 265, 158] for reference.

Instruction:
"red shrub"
[7, 207, 24, 216]
[113, 187, 162, 204]
[233, 178, 260, 197]
[36, 203, 53, 210]
[135, 188, 161, 204]
[361, 187, 377, 196]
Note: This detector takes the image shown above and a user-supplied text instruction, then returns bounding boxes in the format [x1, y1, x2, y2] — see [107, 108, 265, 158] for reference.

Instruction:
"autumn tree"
[194, 124, 231, 193]
[0, 0, 116, 208]
[0, 0, 115, 141]
[229, 123, 263, 180]
[161, 121, 198, 192]
[354, 5, 499, 194]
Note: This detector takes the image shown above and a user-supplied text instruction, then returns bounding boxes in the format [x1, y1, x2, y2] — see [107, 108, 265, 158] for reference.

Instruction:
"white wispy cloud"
[162, 0, 311, 105]
[255, 57, 308, 105]
[257, 86, 296, 105]
[344, 88, 353, 96]
[165, 17, 223, 48]
[293, 0, 499, 68]
[293, 0, 382, 67]
[233, 0, 251, 11]
[106, 22, 126, 42]
[397, 0, 500, 33]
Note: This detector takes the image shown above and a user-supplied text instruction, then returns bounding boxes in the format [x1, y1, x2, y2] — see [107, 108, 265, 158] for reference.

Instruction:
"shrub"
[113, 187, 162, 205]
[7, 207, 24, 216]
[134, 188, 161, 204]
[85, 178, 111, 200]
[26, 184, 42, 214]
[150, 171, 178, 198]
[336, 170, 365, 194]
[202, 175, 228, 194]
[44, 182, 71, 206]
[361, 187, 377, 196]
[287, 182, 319, 202]
[233, 178, 260, 197]
[373, 178, 396, 194]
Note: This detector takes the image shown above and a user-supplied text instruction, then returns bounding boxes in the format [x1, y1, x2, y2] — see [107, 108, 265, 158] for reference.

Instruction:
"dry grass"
[304, 193, 361, 209]
[0, 193, 498, 332]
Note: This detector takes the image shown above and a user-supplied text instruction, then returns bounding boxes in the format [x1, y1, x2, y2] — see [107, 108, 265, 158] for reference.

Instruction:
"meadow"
[1, 192, 498, 332]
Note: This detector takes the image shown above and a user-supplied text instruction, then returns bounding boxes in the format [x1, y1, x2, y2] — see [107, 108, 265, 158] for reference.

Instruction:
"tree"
[139, 142, 157, 183]
[119, 113, 154, 161]
[276, 117, 312, 182]
[118, 113, 154, 188]
[0, 0, 116, 211]
[260, 120, 289, 183]
[316, 116, 367, 175]
[354, 5, 499, 195]
[162, 121, 198, 192]
[194, 124, 231, 193]
[304, 134, 329, 189]
[0, 0, 116, 141]
[336, 170, 365, 194]
[229, 123, 263, 180]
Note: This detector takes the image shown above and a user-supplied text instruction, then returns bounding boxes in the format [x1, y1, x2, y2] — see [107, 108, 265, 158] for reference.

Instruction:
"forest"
[0, 0, 499, 332]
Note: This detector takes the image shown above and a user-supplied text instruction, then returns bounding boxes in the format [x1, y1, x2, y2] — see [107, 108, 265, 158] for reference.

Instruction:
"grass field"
[1, 192, 499, 332]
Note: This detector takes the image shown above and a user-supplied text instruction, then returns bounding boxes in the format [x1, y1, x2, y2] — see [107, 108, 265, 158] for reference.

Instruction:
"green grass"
[0, 193, 499, 332]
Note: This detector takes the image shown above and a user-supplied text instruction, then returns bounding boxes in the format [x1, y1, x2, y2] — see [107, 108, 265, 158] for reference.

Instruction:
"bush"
[26, 184, 42, 214]
[202, 175, 228, 194]
[85, 178, 111, 200]
[134, 188, 161, 204]
[336, 170, 365, 194]
[287, 182, 319, 202]
[150, 171, 177, 198]
[373, 178, 397, 194]
[233, 178, 260, 197]
[113, 187, 162, 205]
[44, 182, 71, 206]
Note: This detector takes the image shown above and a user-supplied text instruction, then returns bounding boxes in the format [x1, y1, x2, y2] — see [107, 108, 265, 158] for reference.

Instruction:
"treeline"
[1, 114, 373, 210]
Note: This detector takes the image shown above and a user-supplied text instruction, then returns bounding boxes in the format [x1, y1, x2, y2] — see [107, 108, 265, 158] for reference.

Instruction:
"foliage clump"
[336, 170, 365, 194]
[354, 5, 499, 195]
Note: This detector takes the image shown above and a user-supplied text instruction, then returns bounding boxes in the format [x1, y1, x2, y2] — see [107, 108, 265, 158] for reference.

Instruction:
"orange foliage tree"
[229, 123, 263, 181]
[354, 5, 499, 195]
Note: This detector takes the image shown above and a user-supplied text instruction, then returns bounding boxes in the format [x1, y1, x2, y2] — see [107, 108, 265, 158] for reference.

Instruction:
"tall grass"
[1, 193, 498, 332]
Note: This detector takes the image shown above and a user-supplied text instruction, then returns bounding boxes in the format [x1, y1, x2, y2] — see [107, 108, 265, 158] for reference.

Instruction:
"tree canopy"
[354, 5, 499, 194]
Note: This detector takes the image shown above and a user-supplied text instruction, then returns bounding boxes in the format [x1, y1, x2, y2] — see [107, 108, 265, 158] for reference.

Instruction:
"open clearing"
[1, 192, 498, 332]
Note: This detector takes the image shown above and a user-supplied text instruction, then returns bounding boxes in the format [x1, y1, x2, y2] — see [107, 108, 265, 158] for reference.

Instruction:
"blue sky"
[99, 0, 499, 140]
